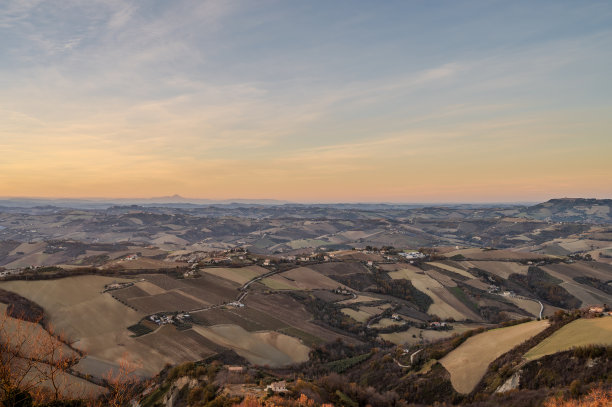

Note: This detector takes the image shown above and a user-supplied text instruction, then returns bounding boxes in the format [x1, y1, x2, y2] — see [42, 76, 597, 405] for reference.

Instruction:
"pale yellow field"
[524, 317, 612, 360]
[341, 304, 390, 323]
[440, 320, 549, 394]
[192, 324, 310, 367]
[427, 262, 475, 278]
[136, 280, 167, 295]
[202, 266, 266, 285]
[388, 268, 468, 320]
[341, 308, 371, 323]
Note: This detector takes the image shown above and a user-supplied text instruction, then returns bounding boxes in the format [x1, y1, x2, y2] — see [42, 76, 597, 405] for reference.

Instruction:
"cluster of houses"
[428, 321, 450, 330]
[265, 381, 288, 393]
[0, 269, 22, 278]
[149, 312, 191, 326]
[333, 287, 353, 296]
[588, 306, 611, 316]
[120, 254, 138, 261]
[399, 251, 426, 260]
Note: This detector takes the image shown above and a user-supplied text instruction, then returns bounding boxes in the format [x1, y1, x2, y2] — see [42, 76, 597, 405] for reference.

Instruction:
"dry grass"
[524, 317, 612, 361]
[440, 320, 549, 394]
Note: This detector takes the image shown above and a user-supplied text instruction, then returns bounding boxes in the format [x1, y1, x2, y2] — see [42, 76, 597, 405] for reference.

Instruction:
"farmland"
[201, 266, 267, 285]
[440, 320, 549, 393]
[191, 324, 310, 367]
[524, 317, 612, 360]
[460, 260, 528, 279]
[261, 266, 348, 290]
[388, 267, 478, 320]
[1, 198, 612, 406]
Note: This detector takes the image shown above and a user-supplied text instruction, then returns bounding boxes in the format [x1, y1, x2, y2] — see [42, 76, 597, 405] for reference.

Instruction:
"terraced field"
[524, 317, 612, 360]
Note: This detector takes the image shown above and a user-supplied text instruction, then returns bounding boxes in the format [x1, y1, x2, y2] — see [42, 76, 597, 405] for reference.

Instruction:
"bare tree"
[0, 311, 82, 405]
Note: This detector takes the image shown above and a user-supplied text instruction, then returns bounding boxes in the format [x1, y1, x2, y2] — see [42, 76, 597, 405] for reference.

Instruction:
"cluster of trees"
[0, 289, 45, 323]
[370, 274, 433, 313]
[573, 276, 612, 295]
[510, 267, 581, 309]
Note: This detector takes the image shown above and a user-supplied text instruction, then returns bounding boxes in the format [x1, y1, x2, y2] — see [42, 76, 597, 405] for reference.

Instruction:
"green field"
[524, 317, 612, 360]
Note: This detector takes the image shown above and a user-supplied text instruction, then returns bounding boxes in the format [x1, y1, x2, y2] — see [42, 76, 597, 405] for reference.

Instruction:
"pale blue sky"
[1, 1, 611, 201]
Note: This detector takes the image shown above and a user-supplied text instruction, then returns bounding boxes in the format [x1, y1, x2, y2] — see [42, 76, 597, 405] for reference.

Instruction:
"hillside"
[524, 199, 612, 223]
[0, 199, 611, 406]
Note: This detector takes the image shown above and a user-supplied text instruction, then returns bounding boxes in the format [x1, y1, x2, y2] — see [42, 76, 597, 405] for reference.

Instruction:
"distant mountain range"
[0, 197, 611, 223]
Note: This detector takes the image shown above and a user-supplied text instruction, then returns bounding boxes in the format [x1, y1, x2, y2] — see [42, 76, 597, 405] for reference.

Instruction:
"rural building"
[266, 381, 288, 393]
[226, 365, 245, 373]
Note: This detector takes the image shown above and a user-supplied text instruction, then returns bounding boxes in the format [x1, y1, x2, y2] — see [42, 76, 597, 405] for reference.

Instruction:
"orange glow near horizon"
[1, 2, 611, 203]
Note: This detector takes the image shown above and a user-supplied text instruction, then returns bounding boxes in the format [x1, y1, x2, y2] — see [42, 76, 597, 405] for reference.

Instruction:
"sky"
[0, 0, 611, 203]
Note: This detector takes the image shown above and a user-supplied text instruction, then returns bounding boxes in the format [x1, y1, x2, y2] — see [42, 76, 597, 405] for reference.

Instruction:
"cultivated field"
[341, 308, 370, 323]
[440, 320, 549, 394]
[341, 304, 390, 323]
[191, 307, 287, 332]
[338, 294, 382, 305]
[445, 248, 546, 261]
[507, 297, 542, 317]
[460, 261, 528, 279]
[192, 324, 310, 367]
[245, 292, 359, 344]
[540, 263, 612, 306]
[370, 318, 404, 329]
[388, 268, 476, 320]
[201, 266, 267, 285]
[524, 317, 612, 360]
[427, 262, 475, 278]
[263, 267, 349, 290]
[309, 261, 369, 276]
[380, 323, 483, 346]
